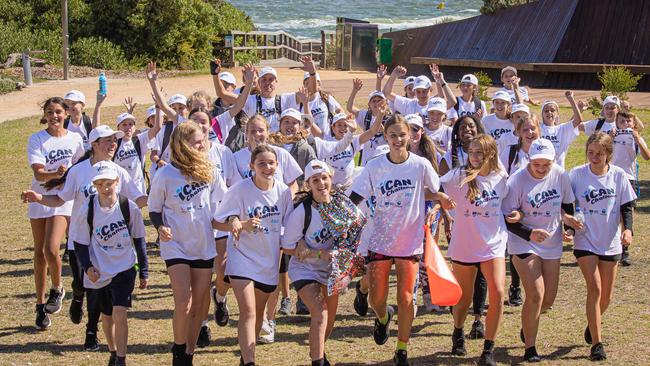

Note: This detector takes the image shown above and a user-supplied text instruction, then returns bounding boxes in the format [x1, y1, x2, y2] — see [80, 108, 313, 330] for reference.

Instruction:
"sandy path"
[2, 68, 649, 123]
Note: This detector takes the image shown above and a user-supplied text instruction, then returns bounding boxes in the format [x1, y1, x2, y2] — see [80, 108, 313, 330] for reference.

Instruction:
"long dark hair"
[411, 132, 439, 173]
[40, 97, 68, 125]
[450, 115, 485, 169]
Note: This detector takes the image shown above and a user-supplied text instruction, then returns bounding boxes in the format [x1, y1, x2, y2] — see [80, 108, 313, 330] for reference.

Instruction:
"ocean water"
[230, 0, 482, 39]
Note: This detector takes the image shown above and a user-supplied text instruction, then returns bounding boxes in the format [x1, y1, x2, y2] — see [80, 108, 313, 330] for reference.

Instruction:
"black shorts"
[365, 251, 421, 264]
[214, 234, 228, 241]
[224, 275, 277, 294]
[573, 249, 622, 262]
[293, 279, 321, 292]
[515, 253, 533, 260]
[279, 253, 291, 274]
[87, 267, 136, 316]
[165, 257, 215, 269]
[452, 259, 481, 268]
[629, 179, 639, 207]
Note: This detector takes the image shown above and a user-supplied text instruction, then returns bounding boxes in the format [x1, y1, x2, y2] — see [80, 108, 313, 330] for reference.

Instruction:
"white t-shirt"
[500, 86, 530, 104]
[482, 114, 515, 142]
[212, 111, 236, 144]
[441, 147, 468, 171]
[242, 93, 297, 132]
[58, 160, 145, 250]
[569, 164, 636, 255]
[540, 122, 579, 168]
[447, 97, 488, 120]
[392, 95, 428, 123]
[208, 142, 241, 187]
[611, 128, 638, 180]
[233, 145, 302, 184]
[27, 130, 85, 218]
[425, 124, 452, 152]
[502, 164, 575, 259]
[299, 94, 342, 138]
[151, 120, 184, 175]
[583, 118, 615, 135]
[113, 132, 150, 193]
[351, 153, 440, 256]
[147, 164, 226, 261]
[323, 136, 363, 187]
[499, 143, 530, 175]
[355, 110, 388, 166]
[71, 198, 146, 289]
[66, 115, 92, 150]
[441, 168, 509, 262]
[214, 178, 293, 286]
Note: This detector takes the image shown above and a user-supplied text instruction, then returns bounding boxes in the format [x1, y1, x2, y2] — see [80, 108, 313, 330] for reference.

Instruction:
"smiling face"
[384, 121, 410, 152]
[501, 70, 516, 87]
[258, 74, 277, 96]
[368, 96, 386, 114]
[170, 103, 187, 117]
[458, 117, 479, 145]
[64, 99, 84, 114]
[603, 103, 619, 121]
[587, 141, 608, 167]
[467, 140, 486, 169]
[117, 119, 136, 140]
[528, 158, 553, 179]
[409, 124, 423, 147]
[250, 151, 278, 180]
[404, 84, 415, 98]
[45, 102, 67, 129]
[307, 172, 332, 202]
[246, 118, 269, 147]
[542, 104, 558, 126]
[427, 110, 445, 127]
[493, 99, 510, 115]
[517, 119, 540, 147]
[415, 88, 430, 105]
[332, 119, 348, 139]
[279, 116, 301, 136]
[460, 82, 475, 97]
[190, 111, 211, 136]
[92, 135, 118, 159]
[616, 115, 634, 130]
[189, 130, 206, 152]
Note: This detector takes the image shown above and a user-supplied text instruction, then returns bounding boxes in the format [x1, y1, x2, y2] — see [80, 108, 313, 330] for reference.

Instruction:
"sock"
[311, 358, 324, 366]
[110, 351, 117, 358]
[201, 319, 208, 327]
[453, 327, 464, 338]
[116, 356, 126, 363]
[483, 339, 495, 352]
[216, 293, 226, 302]
[172, 343, 186, 357]
[378, 313, 389, 325]
[396, 340, 408, 352]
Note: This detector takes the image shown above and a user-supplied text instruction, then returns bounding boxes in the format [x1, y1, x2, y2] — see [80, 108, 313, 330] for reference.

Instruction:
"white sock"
[201, 319, 209, 327]
[215, 293, 226, 303]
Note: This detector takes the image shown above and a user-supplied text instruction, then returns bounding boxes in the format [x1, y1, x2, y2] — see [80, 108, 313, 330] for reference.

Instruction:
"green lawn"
[0, 106, 649, 365]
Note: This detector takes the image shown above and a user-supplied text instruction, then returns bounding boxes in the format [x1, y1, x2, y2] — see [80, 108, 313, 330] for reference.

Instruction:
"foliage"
[0, 77, 17, 95]
[587, 66, 643, 116]
[70, 37, 129, 70]
[474, 71, 493, 101]
[480, 0, 530, 15]
[0, 22, 61, 66]
[233, 37, 260, 66]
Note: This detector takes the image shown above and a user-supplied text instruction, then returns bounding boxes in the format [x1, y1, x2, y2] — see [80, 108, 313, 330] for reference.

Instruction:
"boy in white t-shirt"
[447, 74, 488, 124]
[481, 90, 514, 143]
[499, 66, 539, 106]
[63, 89, 103, 151]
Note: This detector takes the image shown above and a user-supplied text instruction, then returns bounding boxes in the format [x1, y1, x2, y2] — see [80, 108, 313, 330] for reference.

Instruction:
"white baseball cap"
[511, 103, 530, 115]
[146, 105, 157, 119]
[529, 138, 555, 161]
[460, 74, 478, 86]
[413, 76, 432, 90]
[603, 95, 620, 108]
[403, 76, 416, 88]
[89, 125, 124, 143]
[168, 94, 187, 106]
[116, 113, 136, 127]
[492, 90, 511, 102]
[404, 114, 424, 129]
[427, 97, 447, 113]
[331, 112, 348, 124]
[304, 159, 331, 181]
[219, 71, 237, 86]
[64, 90, 86, 104]
[258, 66, 278, 79]
[368, 91, 386, 101]
[92, 164, 119, 182]
[303, 72, 321, 81]
[541, 100, 559, 112]
[280, 108, 302, 122]
[501, 66, 518, 77]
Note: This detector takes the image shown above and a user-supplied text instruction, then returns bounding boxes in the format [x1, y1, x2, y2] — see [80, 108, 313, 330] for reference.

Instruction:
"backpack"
[256, 95, 282, 117]
[159, 121, 174, 158]
[454, 96, 482, 116]
[594, 118, 606, 133]
[293, 194, 313, 236]
[87, 195, 131, 241]
[507, 144, 520, 175]
[64, 113, 93, 137]
[299, 92, 334, 128]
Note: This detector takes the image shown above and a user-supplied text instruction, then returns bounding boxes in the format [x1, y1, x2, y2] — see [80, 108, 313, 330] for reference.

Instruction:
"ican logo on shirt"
[81, 184, 97, 198]
[247, 205, 279, 219]
[471, 189, 499, 207]
[175, 182, 209, 201]
[489, 128, 512, 140]
[116, 147, 139, 162]
[45, 148, 74, 165]
[379, 179, 414, 197]
[329, 150, 353, 163]
[309, 227, 331, 244]
[95, 219, 129, 242]
[582, 186, 616, 204]
[527, 189, 560, 208]
[542, 135, 559, 143]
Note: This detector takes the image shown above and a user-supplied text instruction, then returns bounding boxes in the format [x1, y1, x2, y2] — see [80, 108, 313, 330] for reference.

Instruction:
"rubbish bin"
[376, 38, 392, 65]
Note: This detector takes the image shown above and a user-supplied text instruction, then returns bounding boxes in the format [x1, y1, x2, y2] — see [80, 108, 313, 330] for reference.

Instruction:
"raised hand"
[300, 56, 316, 74]
[242, 64, 256, 84]
[296, 86, 309, 104]
[392, 66, 407, 77]
[511, 76, 521, 89]
[146, 61, 158, 81]
[565, 90, 575, 100]
[377, 65, 387, 79]
[429, 64, 443, 82]
[352, 78, 363, 91]
[96, 90, 107, 106]
[123, 97, 137, 114]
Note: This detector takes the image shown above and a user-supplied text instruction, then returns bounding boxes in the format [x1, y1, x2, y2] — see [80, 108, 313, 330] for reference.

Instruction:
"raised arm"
[633, 131, 650, 160]
[376, 65, 387, 91]
[301, 56, 318, 98]
[210, 59, 239, 105]
[382, 66, 407, 102]
[511, 77, 524, 105]
[146, 61, 177, 122]
[347, 78, 364, 116]
[297, 87, 323, 138]
[147, 98, 163, 140]
[92, 90, 106, 128]
[358, 108, 387, 145]
[430, 64, 456, 109]
[565, 91, 584, 128]
[227, 64, 255, 118]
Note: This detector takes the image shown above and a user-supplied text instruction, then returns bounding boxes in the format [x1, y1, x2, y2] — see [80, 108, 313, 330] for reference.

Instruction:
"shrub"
[70, 37, 129, 70]
[0, 78, 17, 95]
[475, 71, 493, 101]
[587, 66, 643, 116]
[0, 23, 61, 66]
[480, 0, 530, 15]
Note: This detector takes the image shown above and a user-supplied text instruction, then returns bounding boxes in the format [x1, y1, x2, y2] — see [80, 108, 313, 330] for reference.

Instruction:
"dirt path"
[2, 68, 650, 123]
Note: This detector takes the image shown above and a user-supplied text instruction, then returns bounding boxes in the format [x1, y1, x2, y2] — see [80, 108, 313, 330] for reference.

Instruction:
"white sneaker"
[260, 319, 272, 336]
[258, 320, 275, 344]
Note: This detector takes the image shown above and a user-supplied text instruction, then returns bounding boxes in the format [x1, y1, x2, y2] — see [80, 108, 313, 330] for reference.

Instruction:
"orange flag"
[424, 226, 462, 306]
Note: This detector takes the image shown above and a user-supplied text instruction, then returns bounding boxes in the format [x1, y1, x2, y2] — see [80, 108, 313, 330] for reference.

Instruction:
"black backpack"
[256, 95, 282, 117]
[299, 91, 334, 128]
[594, 118, 606, 133]
[454, 96, 482, 116]
[159, 121, 174, 158]
[87, 195, 131, 241]
[112, 136, 149, 189]
[64, 113, 93, 137]
[507, 144, 520, 175]
[224, 111, 248, 153]
[293, 194, 313, 236]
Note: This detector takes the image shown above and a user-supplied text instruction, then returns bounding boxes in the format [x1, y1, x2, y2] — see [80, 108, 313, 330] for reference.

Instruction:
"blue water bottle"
[99, 72, 107, 96]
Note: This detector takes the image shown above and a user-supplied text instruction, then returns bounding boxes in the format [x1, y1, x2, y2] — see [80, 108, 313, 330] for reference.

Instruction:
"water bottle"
[99, 72, 107, 96]
[574, 207, 585, 232]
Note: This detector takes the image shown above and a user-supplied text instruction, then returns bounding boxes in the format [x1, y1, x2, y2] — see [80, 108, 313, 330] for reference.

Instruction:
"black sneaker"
[115, 359, 126, 366]
[323, 353, 330, 366]
[84, 331, 100, 351]
[451, 328, 466, 356]
[239, 357, 255, 366]
[524, 346, 541, 362]
[185, 353, 194, 366]
[44, 287, 65, 314]
[211, 287, 230, 327]
[589, 343, 607, 361]
[620, 247, 631, 266]
[108, 353, 117, 366]
[520, 328, 525, 344]
[373, 306, 394, 345]
[196, 325, 211, 348]
[172, 344, 186, 366]
[35, 304, 51, 330]
[69, 296, 84, 324]
[508, 285, 523, 306]
[354, 281, 369, 316]
[393, 350, 410, 366]
[296, 297, 310, 315]
[584, 325, 592, 345]
[478, 349, 497, 366]
[468, 319, 485, 339]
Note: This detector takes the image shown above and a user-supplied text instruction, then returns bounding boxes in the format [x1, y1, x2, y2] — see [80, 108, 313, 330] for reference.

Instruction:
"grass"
[1, 105, 650, 365]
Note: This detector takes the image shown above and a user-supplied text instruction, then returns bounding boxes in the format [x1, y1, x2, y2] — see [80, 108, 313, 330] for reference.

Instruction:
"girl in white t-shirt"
[446, 74, 488, 124]
[24, 97, 85, 330]
[499, 115, 542, 175]
[213, 145, 293, 366]
[63, 89, 102, 151]
[383, 66, 431, 122]
[425, 97, 453, 153]
[538, 92, 583, 168]
[113, 112, 161, 193]
[439, 115, 486, 175]
[147, 122, 226, 365]
[501, 139, 578, 362]
[349, 114, 451, 366]
[481, 90, 514, 142]
[439, 134, 508, 366]
[569, 132, 636, 361]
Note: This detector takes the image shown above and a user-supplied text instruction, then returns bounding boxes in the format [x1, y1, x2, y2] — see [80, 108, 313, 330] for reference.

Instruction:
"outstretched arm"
[227, 64, 255, 118]
[430, 64, 455, 109]
[211, 59, 239, 105]
[92, 90, 106, 128]
[146, 61, 178, 122]
[382, 66, 407, 102]
[347, 78, 363, 116]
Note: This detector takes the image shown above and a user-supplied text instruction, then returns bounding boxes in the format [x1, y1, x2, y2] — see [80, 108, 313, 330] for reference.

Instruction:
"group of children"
[20, 57, 646, 366]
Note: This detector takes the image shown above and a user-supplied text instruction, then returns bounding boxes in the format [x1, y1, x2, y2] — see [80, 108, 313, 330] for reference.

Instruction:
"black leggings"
[473, 269, 487, 316]
[509, 255, 521, 288]
[68, 250, 101, 333]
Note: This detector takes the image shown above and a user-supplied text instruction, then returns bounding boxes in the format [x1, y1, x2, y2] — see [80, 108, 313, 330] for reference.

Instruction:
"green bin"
[376, 38, 392, 65]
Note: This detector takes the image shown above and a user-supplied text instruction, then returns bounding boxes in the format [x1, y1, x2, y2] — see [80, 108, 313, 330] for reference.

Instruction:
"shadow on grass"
[0, 325, 39, 338]
[128, 308, 174, 320]
[0, 341, 175, 355]
[0, 268, 31, 277]
[0, 257, 31, 266]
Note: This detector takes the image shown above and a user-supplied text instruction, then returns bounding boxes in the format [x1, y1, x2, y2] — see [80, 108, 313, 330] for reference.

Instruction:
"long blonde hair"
[170, 122, 214, 183]
[460, 134, 500, 200]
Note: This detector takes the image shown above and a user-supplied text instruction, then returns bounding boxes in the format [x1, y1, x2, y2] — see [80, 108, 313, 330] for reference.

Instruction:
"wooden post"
[61, 0, 69, 80]
[321, 31, 326, 68]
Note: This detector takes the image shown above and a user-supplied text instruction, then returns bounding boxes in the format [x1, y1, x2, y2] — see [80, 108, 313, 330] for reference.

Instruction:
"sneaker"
[44, 287, 65, 314]
[373, 306, 394, 345]
[35, 304, 51, 330]
[115, 359, 126, 366]
[468, 320, 485, 339]
[69, 296, 84, 324]
[508, 285, 523, 306]
[353, 281, 369, 316]
[296, 297, 309, 315]
[451, 328, 467, 356]
[108, 353, 118, 366]
[393, 350, 410, 366]
[323, 353, 330, 366]
[172, 344, 185, 366]
[524, 346, 541, 362]
[589, 343, 607, 361]
[478, 349, 497, 366]
[84, 331, 100, 351]
[62, 250, 69, 263]
[584, 325, 592, 345]
[620, 247, 631, 266]
[185, 353, 194, 366]
[278, 297, 292, 316]
[260, 319, 272, 336]
[258, 320, 275, 344]
[196, 325, 211, 348]
[240, 357, 255, 366]
[214, 299, 229, 327]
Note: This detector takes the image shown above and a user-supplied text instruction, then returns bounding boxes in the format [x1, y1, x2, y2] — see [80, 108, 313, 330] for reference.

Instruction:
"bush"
[0, 22, 61, 66]
[587, 66, 643, 116]
[480, 0, 530, 15]
[475, 71, 493, 101]
[70, 37, 129, 70]
[0, 78, 17, 95]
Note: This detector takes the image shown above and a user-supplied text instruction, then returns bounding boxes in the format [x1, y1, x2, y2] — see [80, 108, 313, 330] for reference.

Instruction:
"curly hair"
[170, 122, 214, 183]
[459, 134, 500, 201]
[450, 115, 485, 169]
